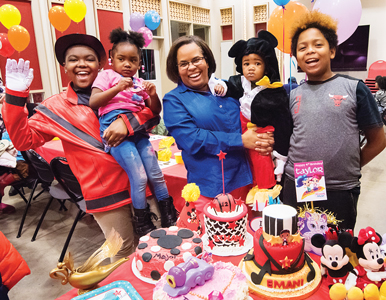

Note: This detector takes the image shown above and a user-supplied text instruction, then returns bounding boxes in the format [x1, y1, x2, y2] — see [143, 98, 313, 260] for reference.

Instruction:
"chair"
[16, 150, 60, 238]
[32, 156, 86, 262]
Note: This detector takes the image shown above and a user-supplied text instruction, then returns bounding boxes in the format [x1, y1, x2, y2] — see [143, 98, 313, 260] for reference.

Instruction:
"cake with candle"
[202, 193, 252, 255]
[201, 151, 252, 255]
[133, 227, 203, 282]
[239, 204, 322, 299]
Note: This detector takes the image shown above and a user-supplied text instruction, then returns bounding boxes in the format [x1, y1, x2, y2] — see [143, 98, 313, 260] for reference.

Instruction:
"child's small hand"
[214, 84, 225, 96]
[116, 77, 133, 91]
[142, 81, 156, 96]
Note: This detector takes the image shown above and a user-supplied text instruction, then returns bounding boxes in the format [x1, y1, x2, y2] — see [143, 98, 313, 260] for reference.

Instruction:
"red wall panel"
[97, 10, 124, 70]
[222, 25, 233, 41]
[0, 0, 42, 91]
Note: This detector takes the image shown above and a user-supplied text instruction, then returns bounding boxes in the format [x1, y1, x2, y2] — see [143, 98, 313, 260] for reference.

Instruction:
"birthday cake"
[153, 260, 249, 300]
[239, 204, 322, 299]
[134, 227, 203, 282]
[202, 193, 252, 255]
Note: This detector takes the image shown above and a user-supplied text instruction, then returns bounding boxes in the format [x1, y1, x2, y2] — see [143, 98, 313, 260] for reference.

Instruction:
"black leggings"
[281, 174, 360, 230]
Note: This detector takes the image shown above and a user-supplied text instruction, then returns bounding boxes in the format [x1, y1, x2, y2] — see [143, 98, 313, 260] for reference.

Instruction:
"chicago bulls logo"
[329, 94, 348, 107]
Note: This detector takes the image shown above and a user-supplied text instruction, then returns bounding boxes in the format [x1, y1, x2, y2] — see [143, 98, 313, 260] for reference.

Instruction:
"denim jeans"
[100, 110, 169, 209]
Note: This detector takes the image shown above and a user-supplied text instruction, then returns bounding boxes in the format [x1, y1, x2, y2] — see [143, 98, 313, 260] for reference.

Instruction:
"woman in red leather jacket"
[2, 34, 173, 261]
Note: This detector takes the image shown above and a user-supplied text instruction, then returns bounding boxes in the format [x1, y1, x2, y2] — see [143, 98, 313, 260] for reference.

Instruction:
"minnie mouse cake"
[202, 193, 252, 255]
[134, 227, 203, 282]
[239, 204, 322, 299]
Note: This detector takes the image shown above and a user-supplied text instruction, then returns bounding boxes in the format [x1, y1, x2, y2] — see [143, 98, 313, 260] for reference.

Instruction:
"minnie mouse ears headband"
[228, 30, 279, 79]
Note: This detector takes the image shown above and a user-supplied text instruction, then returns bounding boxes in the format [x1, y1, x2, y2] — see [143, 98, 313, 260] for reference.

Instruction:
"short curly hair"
[290, 10, 338, 58]
[166, 36, 216, 84]
[377, 76, 386, 90]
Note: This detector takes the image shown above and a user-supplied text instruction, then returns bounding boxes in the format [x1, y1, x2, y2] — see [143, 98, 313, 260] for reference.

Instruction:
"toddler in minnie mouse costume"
[210, 30, 292, 195]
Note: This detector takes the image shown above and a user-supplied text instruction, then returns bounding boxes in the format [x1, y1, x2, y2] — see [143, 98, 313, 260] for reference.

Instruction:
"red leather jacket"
[3, 84, 132, 213]
[0, 231, 30, 290]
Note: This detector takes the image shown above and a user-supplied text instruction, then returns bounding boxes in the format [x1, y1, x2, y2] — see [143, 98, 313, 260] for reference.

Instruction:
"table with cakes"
[52, 136, 378, 300]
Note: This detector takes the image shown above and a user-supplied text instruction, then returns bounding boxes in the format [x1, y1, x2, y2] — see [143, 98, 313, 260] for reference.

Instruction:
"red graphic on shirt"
[294, 95, 302, 114]
[329, 94, 348, 106]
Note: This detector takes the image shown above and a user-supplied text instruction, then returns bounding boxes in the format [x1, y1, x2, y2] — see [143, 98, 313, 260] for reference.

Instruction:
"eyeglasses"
[177, 56, 205, 70]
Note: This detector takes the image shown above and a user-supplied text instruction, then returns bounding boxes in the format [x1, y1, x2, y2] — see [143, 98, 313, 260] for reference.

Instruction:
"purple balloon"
[313, 0, 362, 45]
[138, 27, 153, 47]
[130, 12, 145, 32]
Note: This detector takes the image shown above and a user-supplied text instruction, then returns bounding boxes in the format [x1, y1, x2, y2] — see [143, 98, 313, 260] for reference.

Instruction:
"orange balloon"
[8, 25, 30, 52]
[49, 6, 71, 32]
[268, 1, 309, 54]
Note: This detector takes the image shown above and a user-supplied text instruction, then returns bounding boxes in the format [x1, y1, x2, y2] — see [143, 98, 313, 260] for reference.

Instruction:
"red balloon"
[0, 33, 15, 57]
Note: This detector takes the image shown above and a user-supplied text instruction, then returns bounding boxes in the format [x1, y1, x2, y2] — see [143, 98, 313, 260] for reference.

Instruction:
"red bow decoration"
[326, 228, 338, 241]
[357, 226, 380, 245]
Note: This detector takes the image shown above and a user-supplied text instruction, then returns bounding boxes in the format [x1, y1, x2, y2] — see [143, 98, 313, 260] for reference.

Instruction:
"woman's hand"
[242, 128, 274, 155]
[102, 117, 128, 147]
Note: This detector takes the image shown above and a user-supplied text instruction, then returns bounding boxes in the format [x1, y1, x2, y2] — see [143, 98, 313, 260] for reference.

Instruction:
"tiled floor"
[1, 143, 386, 300]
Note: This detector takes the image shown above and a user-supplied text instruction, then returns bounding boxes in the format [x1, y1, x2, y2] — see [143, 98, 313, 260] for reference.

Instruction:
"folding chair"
[32, 156, 86, 262]
[16, 150, 58, 238]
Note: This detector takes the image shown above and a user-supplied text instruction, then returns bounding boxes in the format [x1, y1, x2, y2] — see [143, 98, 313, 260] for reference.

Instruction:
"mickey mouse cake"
[239, 204, 322, 299]
[202, 193, 252, 255]
[134, 227, 203, 282]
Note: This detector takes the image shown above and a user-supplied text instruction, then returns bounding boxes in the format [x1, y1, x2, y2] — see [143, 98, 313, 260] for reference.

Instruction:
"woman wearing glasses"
[163, 36, 274, 213]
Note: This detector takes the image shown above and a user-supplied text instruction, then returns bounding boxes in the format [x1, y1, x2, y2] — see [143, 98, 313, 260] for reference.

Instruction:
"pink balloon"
[313, 0, 362, 45]
[138, 27, 153, 47]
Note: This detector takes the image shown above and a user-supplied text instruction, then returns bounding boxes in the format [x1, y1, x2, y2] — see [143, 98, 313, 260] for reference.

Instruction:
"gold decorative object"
[50, 229, 129, 295]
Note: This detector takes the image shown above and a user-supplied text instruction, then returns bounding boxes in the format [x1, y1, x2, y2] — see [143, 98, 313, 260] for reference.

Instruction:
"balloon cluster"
[267, 0, 363, 54]
[49, 0, 87, 33]
[129, 10, 161, 47]
[0, 4, 30, 55]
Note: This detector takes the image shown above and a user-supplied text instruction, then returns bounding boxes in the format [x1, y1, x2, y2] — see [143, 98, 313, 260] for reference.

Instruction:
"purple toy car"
[163, 257, 214, 297]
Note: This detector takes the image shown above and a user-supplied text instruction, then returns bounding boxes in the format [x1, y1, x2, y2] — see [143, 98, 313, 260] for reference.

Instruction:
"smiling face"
[111, 42, 141, 78]
[64, 45, 101, 90]
[242, 53, 265, 84]
[177, 43, 209, 92]
[296, 28, 336, 82]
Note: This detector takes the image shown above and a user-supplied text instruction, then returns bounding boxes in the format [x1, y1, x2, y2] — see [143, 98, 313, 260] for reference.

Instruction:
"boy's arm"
[361, 126, 386, 167]
[142, 81, 161, 114]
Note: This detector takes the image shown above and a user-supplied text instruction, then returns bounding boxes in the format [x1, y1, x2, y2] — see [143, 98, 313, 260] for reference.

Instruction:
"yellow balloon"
[64, 0, 87, 23]
[0, 4, 21, 29]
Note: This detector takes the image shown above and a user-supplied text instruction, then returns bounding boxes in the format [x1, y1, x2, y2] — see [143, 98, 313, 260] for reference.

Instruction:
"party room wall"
[0, 0, 385, 101]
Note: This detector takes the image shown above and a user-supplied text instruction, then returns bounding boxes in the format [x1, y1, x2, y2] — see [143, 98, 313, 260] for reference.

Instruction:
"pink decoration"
[208, 290, 224, 300]
[313, 0, 362, 45]
[137, 27, 153, 47]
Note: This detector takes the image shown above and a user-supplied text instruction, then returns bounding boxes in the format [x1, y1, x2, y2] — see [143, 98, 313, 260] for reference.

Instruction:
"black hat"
[228, 30, 280, 82]
[55, 34, 107, 67]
